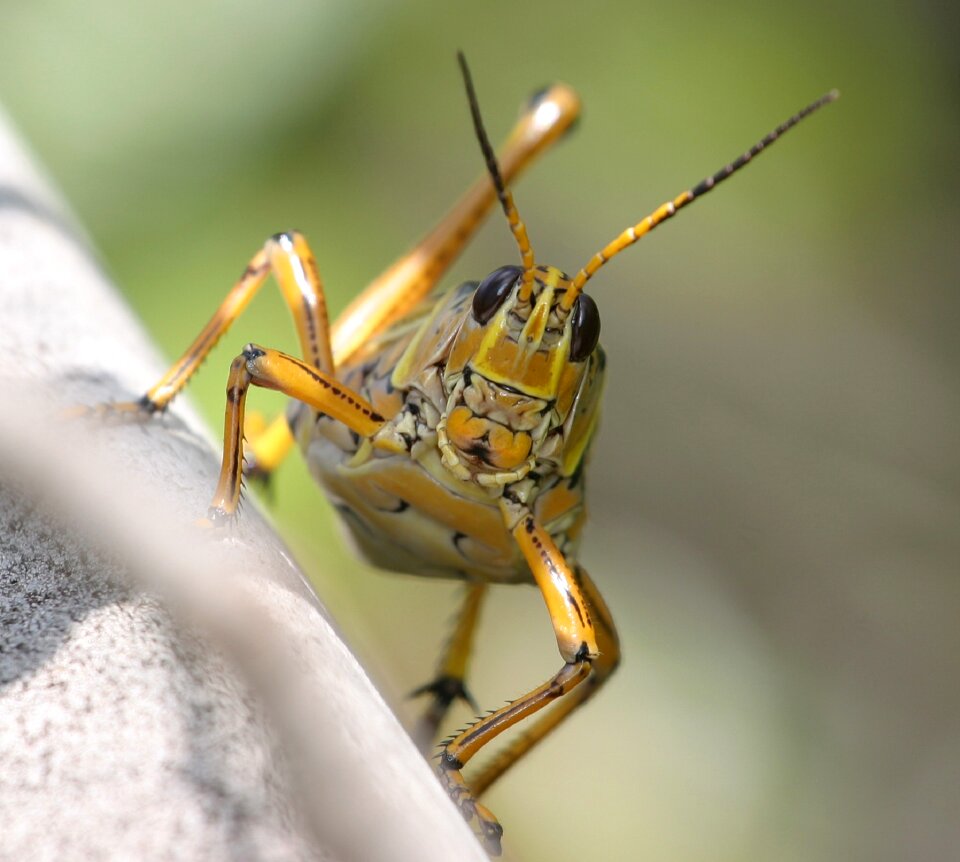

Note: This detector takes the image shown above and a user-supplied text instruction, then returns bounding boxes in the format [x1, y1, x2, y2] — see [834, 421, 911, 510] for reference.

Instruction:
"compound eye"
[472, 265, 524, 324]
[569, 293, 600, 361]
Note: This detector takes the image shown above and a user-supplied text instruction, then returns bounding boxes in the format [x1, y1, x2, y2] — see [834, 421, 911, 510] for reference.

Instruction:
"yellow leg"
[207, 345, 385, 522]
[437, 500, 618, 855]
[410, 583, 487, 752]
[471, 567, 619, 796]
[107, 230, 334, 478]
[142, 231, 335, 414]
[439, 662, 591, 855]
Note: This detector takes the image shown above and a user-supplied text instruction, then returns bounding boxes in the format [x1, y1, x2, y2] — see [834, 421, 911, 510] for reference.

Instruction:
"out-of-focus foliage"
[3, 2, 957, 860]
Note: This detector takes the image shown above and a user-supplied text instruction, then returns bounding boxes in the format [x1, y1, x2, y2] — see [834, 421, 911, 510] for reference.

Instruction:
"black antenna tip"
[456, 50, 470, 83]
[456, 51, 508, 202]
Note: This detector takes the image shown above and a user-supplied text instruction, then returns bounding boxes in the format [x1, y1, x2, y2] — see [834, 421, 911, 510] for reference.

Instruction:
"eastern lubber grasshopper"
[100, 53, 836, 854]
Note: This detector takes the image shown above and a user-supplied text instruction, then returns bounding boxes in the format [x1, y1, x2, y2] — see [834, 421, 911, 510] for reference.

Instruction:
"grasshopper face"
[438, 263, 601, 485]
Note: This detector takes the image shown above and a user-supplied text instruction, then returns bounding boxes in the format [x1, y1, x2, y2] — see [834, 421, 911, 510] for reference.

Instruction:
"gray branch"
[0, 107, 485, 862]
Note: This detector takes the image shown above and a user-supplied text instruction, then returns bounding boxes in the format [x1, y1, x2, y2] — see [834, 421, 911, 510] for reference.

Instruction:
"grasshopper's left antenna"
[458, 52, 537, 301]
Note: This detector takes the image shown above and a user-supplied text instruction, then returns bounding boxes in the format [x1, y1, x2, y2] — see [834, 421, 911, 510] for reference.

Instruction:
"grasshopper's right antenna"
[458, 51, 537, 302]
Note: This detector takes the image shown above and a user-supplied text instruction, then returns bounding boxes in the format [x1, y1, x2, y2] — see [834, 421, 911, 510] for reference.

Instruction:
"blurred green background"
[3, 1, 958, 859]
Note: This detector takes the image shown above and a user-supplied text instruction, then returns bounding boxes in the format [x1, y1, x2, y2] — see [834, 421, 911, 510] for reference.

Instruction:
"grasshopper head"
[438, 263, 600, 485]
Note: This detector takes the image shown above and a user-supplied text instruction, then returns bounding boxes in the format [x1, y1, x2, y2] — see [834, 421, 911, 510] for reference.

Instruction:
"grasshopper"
[106, 53, 836, 854]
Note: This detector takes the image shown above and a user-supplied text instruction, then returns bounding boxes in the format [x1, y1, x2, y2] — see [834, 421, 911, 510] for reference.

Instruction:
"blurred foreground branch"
[0, 107, 484, 861]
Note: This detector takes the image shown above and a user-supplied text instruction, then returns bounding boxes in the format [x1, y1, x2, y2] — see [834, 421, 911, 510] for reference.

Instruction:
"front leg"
[437, 496, 618, 855]
[207, 344, 386, 522]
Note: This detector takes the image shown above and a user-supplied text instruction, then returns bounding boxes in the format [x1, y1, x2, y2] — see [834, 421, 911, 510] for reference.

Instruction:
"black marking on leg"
[242, 260, 269, 279]
[282, 354, 386, 423]
[137, 394, 160, 414]
[439, 750, 464, 771]
[565, 589, 585, 627]
[547, 677, 565, 698]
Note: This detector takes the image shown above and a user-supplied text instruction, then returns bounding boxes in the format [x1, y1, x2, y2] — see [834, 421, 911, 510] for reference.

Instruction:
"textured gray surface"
[0, 109, 485, 861]
[0, 491, 314, 861]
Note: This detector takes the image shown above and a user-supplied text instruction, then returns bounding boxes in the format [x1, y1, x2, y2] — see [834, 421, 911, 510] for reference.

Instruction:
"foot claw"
[411, 676, 480, 754]
[476, 809, 504, 856]
[206, 506, 236, 527]
[437, 758, 504, 855]
[409, 674, 479, 713]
